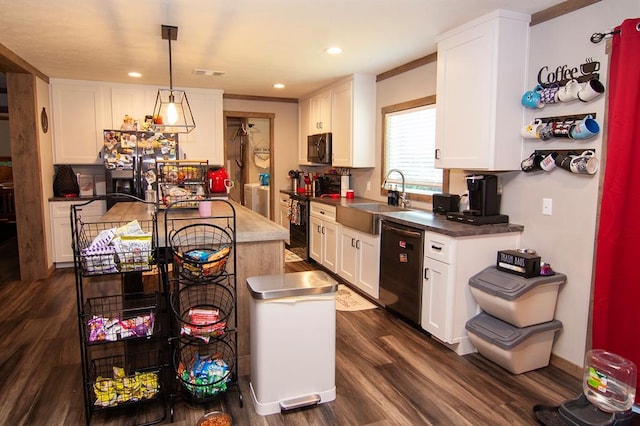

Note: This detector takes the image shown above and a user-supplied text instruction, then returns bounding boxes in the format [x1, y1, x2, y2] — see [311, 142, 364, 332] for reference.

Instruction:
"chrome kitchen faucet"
[382, 169, 410, 208]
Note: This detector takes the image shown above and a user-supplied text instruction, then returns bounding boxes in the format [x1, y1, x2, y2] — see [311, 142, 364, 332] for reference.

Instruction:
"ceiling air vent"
[193, 69, 226, 77]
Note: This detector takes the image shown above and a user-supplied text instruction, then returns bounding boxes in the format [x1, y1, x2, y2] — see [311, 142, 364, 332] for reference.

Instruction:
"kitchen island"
[98, 200, 288, 375]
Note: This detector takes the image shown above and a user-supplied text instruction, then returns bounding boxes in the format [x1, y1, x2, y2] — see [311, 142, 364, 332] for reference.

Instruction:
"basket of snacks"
[169, 224, 232, 281]
[174, 338, 235, 400]
[171, 281, 234, 343]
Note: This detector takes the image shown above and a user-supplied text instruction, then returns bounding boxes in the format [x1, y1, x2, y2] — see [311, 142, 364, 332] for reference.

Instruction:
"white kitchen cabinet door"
[110, 85, 147, 128]
[51, 80, 107, 164]
[50, 200, 106, 265]
[298, 99, 312, 165]
[338, 226, 380, 299]
[310, 89, 331, 133]
[309, 202, 338, 273]
[179, 89, 224, 166]
[355, 231, 380, 298]
[309, 215, 323, 263]
[422, 256, 452, 341]
[331, 74, 375, 168]
[434, 10, 529, 171]
[338, 227, 358, 284]
[322, 220, 339, 273]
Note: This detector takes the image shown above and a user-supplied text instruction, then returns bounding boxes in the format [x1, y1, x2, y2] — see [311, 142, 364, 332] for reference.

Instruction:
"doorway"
[223, 111, 274, 219]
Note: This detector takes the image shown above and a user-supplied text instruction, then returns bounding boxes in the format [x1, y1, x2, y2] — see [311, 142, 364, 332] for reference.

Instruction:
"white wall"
[502, 0, 640, 367]
[222, 98, 299, 218]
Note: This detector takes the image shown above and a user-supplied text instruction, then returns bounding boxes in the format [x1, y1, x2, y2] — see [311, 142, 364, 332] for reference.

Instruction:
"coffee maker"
[446, 174, 509, 225]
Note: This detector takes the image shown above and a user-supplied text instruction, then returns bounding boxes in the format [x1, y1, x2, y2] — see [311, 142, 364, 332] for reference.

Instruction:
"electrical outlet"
[366, 181, 371, 191]
[542, 198, 552, 216]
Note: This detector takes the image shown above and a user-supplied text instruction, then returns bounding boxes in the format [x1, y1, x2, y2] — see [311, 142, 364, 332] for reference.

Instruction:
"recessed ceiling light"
[128, 71, 142, 78]
[325, 47, 342, 55]
[273, 83, 285, 89]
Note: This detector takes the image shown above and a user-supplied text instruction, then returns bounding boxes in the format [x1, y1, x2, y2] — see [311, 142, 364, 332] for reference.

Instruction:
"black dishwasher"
[379, 221, 424, 325]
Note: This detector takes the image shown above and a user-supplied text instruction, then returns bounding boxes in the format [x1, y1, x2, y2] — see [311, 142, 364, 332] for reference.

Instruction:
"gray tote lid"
[465, 312, 562, 350]
[469, 266, 566, 301]
[247, 270, 338, 300]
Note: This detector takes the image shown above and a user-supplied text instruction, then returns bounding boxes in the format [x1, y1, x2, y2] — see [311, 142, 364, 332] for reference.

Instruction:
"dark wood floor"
[0, 251, 582, 425]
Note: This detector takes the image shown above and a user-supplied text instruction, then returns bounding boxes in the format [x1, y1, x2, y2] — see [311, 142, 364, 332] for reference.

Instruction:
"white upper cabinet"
[310, 89, 332, 134]
[51, 80, 108, 164]
[51, 79, 223, 166]
[177, 88, 224, 166]
[298, 73, 375, 168]
[435, 10, 530, 170]
[331, 74, 375, 168]
[109, 84, 157, 129]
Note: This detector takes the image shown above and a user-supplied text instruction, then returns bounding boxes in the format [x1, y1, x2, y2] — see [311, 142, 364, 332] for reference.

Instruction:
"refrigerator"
[103, 130, 178, 209]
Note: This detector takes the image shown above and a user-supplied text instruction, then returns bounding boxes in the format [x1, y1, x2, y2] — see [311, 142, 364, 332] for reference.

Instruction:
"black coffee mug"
[521, 152, 544, 172]
[555, 152, 574, 171]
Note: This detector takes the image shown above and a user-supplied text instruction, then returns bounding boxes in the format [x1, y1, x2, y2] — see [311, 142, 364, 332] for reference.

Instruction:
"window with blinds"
[382, 97, 444, 200]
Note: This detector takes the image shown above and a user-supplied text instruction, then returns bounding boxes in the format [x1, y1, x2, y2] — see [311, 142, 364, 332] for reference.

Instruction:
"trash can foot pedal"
[280, 394, 321, 412]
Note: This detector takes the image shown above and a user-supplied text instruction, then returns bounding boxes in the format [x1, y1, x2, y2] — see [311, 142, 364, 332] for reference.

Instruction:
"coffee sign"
[537, 58, 601, 88]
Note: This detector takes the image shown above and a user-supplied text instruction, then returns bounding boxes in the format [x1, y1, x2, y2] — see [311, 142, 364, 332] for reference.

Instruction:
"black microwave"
[307, 133, 332, 164]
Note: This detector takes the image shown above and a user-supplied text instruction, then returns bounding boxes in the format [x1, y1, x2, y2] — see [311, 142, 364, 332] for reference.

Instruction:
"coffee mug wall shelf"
[520, 149, 599, 175]
[522, 113, 600, 141]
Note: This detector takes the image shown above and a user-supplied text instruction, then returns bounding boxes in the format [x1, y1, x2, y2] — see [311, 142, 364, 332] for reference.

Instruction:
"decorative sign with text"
[537, 58, 601, 88]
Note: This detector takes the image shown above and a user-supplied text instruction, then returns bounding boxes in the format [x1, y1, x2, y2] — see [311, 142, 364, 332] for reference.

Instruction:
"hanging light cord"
[167, 27, 174, 100]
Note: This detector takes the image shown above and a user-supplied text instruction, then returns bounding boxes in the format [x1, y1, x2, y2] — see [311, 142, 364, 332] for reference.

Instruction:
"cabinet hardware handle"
[322, 226, 325, 235]
[424, 268, 429, 280]
[431, 245, 442, 251]
[356, 240, 361, 249]
[351, 238, 356, 247]
[435, 149, 440, 160]
[317, 225, 321, 233]
[320, 211, 325, 215]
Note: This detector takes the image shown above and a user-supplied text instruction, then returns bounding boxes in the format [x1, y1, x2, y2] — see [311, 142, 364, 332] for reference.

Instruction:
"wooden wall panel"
[6, 73, 48, 281]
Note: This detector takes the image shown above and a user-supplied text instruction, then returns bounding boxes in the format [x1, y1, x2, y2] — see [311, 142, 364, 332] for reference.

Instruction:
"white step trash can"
[247, 271, 338, 415]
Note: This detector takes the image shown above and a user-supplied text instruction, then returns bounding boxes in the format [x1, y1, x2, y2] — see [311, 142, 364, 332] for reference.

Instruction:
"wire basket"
[88, 350, 162, 409]
[174, 339, 235, 401]
[169, 224, 232, 281]
[82, 294, 159, 344]
[171, 283, 233, 343]
[76, 220, 155, 275]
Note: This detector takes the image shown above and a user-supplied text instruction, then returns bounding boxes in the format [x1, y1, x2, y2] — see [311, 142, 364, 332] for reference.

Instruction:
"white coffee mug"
[540, 152, 558, 171]
[578, 78, 605, 102]
[556, 79, 582, 103]
[570, 150, 599, 175]
[521, 119, 543, 139]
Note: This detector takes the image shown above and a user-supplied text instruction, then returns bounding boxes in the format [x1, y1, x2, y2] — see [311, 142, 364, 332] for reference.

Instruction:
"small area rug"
[335, 284, 377, 312]
[285, 249, 304, 263]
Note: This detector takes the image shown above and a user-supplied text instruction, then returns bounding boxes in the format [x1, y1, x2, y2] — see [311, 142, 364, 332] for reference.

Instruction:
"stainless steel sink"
[336, 202, 411, 234]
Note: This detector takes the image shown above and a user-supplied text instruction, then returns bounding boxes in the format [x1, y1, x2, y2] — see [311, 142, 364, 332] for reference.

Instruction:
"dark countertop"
[281, 189, 524, 237]
[49, 196, 99, 202]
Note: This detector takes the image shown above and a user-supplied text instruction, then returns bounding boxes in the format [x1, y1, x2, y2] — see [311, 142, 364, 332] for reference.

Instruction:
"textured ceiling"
[0, 0, 566, 99]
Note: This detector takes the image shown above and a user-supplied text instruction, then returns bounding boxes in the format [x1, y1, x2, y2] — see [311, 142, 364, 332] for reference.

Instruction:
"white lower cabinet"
[338, 226, 380, 299]
[309, 202, 338, 273]
[50, 200, 106, 265]
[278, 193, 290, 245]
[421, 230, 520, 355]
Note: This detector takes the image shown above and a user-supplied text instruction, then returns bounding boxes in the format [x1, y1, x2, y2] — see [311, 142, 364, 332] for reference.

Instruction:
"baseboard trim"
[550, 353, 582, 379]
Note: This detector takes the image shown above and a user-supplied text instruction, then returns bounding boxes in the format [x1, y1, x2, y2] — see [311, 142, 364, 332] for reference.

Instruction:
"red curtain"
[593, 18, 640, 398]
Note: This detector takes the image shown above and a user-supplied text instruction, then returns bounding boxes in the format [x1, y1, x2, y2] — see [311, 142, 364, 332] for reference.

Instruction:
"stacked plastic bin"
[464, 266, 566, 374]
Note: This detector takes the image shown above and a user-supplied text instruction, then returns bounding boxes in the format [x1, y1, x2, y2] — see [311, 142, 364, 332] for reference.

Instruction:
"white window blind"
[383, 104, 442, 194]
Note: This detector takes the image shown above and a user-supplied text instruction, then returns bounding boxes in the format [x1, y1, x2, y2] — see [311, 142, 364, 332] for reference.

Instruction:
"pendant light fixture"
[152, 25, 196, 133]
